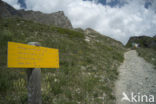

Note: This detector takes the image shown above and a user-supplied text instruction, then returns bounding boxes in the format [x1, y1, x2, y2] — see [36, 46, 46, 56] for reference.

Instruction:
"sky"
[2, 0, 156, 44]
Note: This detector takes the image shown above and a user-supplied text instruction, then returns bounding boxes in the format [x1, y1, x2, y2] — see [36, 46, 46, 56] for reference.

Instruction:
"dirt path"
[115, 50, 156, 104]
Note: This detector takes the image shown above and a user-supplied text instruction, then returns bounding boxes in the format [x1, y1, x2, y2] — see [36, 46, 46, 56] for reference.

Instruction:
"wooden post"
[27, 42, 42, 104]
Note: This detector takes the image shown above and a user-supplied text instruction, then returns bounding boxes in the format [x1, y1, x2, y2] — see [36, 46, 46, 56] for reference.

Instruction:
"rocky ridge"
[0, 0, 72, 28]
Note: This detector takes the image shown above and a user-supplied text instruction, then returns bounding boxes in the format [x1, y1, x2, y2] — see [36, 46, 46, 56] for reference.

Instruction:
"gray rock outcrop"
[0, 0, 72, 28]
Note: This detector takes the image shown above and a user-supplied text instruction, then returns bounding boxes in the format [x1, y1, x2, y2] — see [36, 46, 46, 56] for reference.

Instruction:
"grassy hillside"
[0, 18, 125, 104]
[137, 48, 156, 69]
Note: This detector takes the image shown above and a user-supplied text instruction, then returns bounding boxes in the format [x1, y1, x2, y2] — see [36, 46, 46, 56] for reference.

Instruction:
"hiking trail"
[115, 50, 156, 104]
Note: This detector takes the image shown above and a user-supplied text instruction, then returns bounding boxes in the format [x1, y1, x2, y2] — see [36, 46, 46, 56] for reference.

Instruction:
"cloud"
[3, 0, 156, 44]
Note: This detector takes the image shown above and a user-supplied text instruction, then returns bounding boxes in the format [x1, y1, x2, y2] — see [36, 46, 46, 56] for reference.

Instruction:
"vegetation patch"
[137, 48, 156, 69]
[0, 18, 125, 104]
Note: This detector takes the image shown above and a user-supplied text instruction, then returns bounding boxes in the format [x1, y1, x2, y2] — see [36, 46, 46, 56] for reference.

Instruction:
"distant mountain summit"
[0, 0, 72, 28]
[19, 10, 72, 28]
[126, 35, 156, 49]
[0, 0, 21, 17]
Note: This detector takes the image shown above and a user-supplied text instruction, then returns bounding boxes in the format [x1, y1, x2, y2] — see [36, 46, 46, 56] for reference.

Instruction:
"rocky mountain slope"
[0, 0, 21, 17]
[126, 35, 156, 49]
[0, 0, 126, 104]
[0, 18, 125, 104]
[0, 0, 72, 28]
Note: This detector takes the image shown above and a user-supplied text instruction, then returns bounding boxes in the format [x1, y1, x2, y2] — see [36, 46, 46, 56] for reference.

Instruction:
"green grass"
[137, 48, 156, 69]
[51, 27, 84, 39]
[0, 18, 125, 104]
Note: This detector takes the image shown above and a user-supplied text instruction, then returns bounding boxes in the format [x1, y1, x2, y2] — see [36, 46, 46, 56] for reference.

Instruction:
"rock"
[126, 36, 156, 50]
[145, 77, 148, 80]
[0, 0, 72, 28]
[0, 0, 21, 17]
[19, 10, 72, 28]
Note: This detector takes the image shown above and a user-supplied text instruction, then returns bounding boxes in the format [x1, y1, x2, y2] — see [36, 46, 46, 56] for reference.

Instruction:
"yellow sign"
[8, 42, 59, 68]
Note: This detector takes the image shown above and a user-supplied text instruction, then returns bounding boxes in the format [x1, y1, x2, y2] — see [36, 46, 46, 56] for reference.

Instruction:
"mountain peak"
[0, 0, 72, 28]
[0, 0, 21, 17]
[126, 36, 156, 49]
